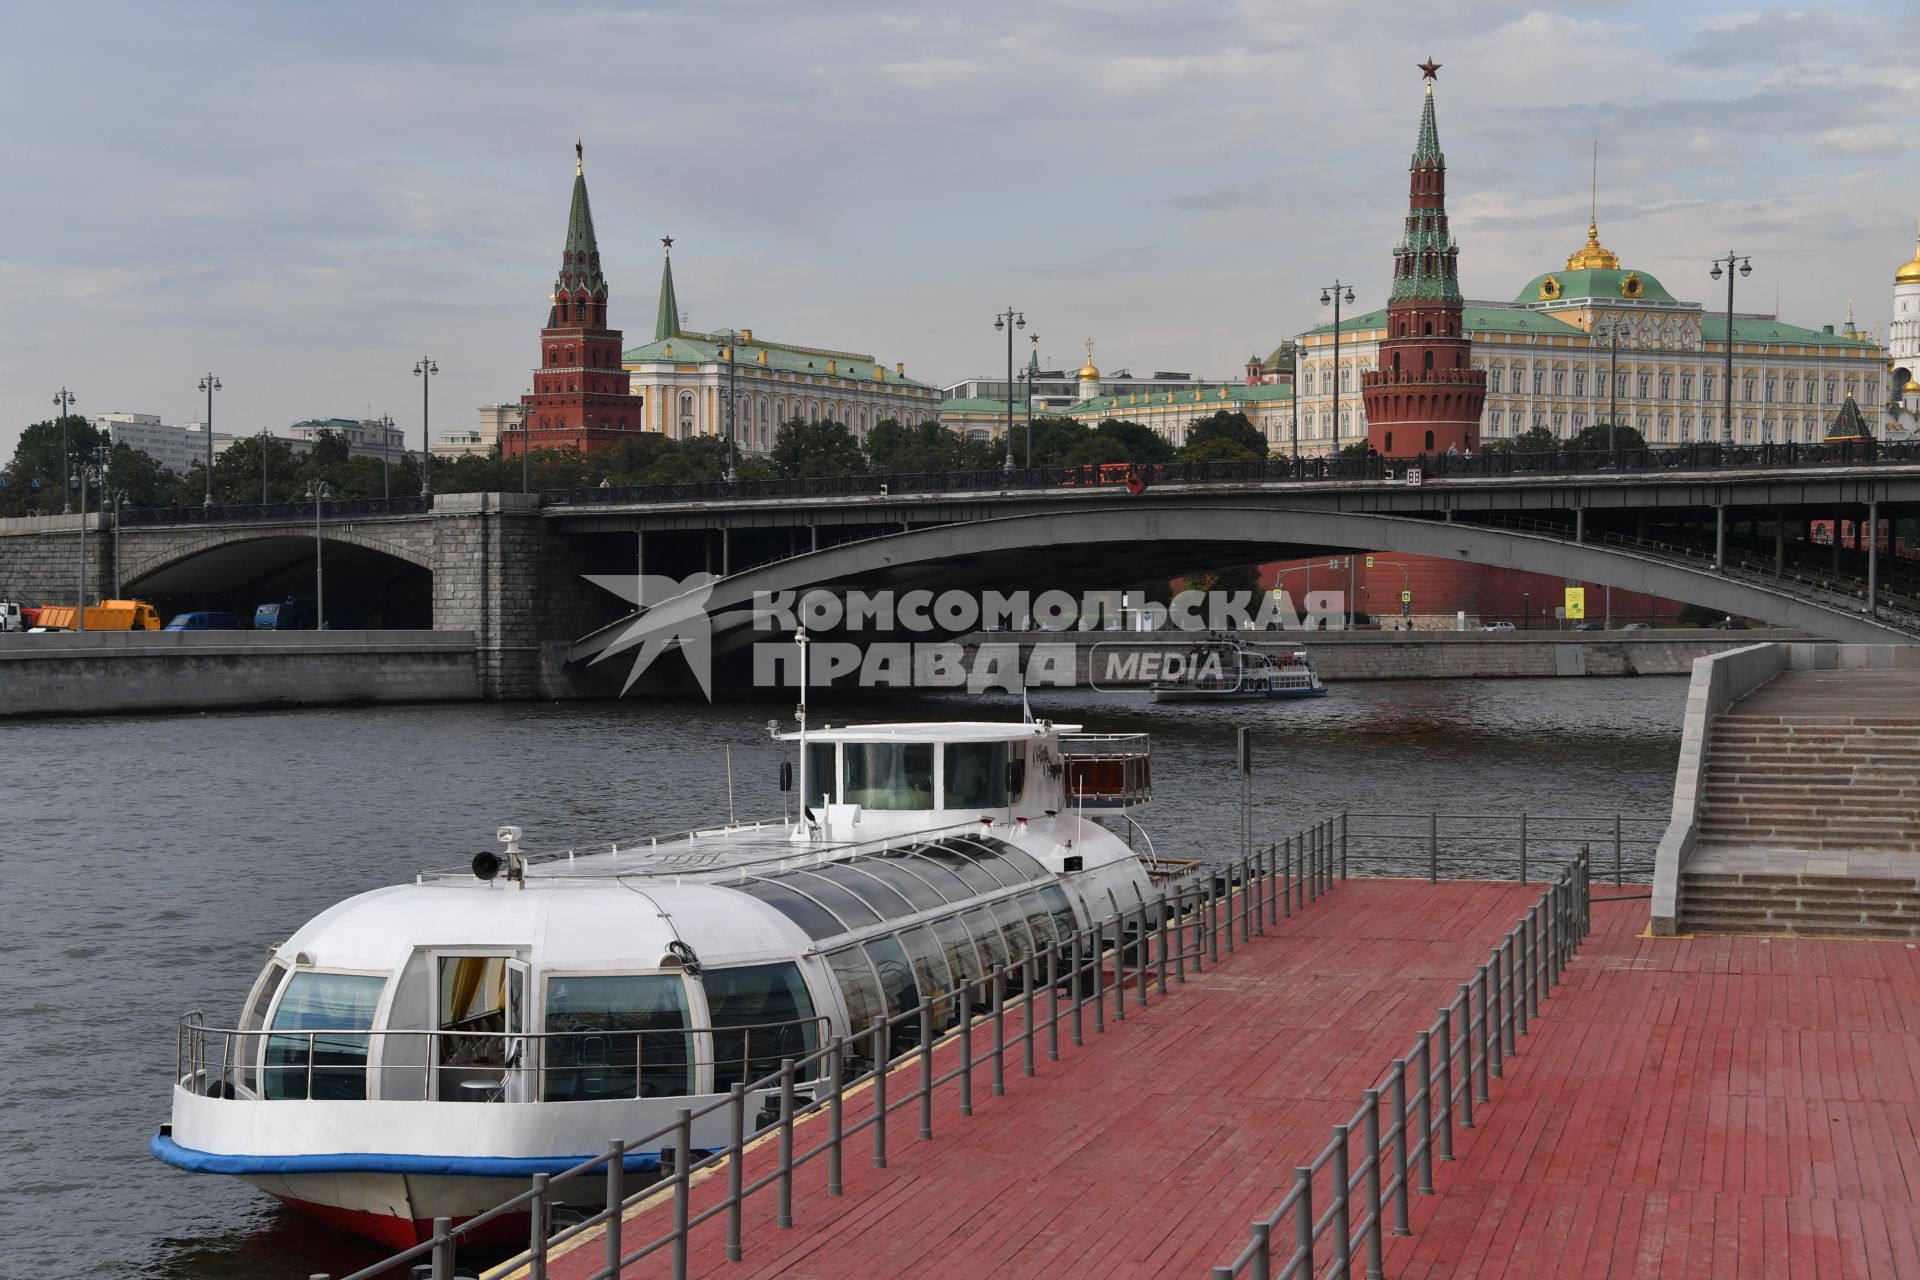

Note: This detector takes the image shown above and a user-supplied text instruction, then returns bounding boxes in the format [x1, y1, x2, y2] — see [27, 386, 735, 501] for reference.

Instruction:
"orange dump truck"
[32, 599, 163, 631]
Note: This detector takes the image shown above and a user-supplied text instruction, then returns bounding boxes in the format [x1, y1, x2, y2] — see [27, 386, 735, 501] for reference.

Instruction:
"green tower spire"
[1412, 83, 1443, 167]
[1389, 73, 1462, 306]
[654, 238, 679, 341]
[555, 142, 606, 301]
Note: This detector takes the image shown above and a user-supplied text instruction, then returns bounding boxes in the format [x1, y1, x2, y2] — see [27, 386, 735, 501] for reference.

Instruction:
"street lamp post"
[1319, 282, 1356, 456]
[723, 332, 739, 482]
[1025, 333, 1038, 469]
[77, 444, 109, 632]
[112, 491, 128, 597]
[1708, 252, 1752, 446]
[413, 358, 438, 496]
[257, 427, 272, 505]
[993, 307, 1025, 472]
[306, 480, 331, 629]
[1288, 340, 1302, 466]
[381, 413, 395, 499]
[198, 374, 221, 507]
[52, 388, 77, 514]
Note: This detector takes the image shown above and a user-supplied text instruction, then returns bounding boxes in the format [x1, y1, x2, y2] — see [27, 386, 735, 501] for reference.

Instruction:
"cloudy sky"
[2, 1, 1914, 458]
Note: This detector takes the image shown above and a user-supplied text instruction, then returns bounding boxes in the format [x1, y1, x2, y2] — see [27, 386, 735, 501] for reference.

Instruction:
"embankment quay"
[0, 626, 1777, 719]
[2, 449, 1918, 699]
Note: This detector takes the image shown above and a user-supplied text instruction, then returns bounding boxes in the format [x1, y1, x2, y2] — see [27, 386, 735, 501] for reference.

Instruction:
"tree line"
[0, 410, 1273, 515]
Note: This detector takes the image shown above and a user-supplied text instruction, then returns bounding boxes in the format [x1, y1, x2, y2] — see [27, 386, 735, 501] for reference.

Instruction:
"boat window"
[961, 907, 1010, 975]
[825, 947, 885, 1043]
[891, 849, 975, 901]
[925, 915, 979, 1025]
[732, 878, 845, 941]
[238, 960, 288, 1094]
[939, 836, 1029, 888]
[816, 861, 919, 919]
[263, 971, 385, 1101]
[542, 974, 691, 1102]
[845, 856, 946, 912]
[842, 742, 934, 810]
[1008, 747, 1028, 803]
[1016, 892, 1059, 950]
[1037, 883, 1080, 942]
[989, 897, 1035, 969]
[802, 743, 836, 808]
[779, 870, 883, 930]
[894, 925, 953, 1020]
[704, 963, 819, 1089]
[860, 935, 920, 1059]
[942, 741, 1008, 809]
[915, 841, 1002, 894]
[974, 837, 1047, 881]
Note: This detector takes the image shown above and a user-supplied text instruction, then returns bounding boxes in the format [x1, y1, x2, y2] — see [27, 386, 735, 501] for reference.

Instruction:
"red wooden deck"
[537, 880, 1920, 1279]
[1384, 907, 1920, 1278]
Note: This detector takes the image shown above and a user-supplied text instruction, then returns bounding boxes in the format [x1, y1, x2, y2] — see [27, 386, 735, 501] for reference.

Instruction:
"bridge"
[2, 445, 1915, 697]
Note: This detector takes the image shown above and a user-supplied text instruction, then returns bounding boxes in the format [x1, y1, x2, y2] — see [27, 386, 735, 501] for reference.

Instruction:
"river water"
[0, 677, 1686, 1279]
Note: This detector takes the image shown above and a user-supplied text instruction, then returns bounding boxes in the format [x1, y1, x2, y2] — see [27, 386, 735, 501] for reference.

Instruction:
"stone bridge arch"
[120, 522, 433, 590]
[574, 504, 1916, 667]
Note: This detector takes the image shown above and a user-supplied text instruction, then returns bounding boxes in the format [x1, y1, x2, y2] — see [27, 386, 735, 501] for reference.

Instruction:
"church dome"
[1895, 230, 1920, 285]
[1564, 222, 1620, 272]
[1077, 339, 1100, 381]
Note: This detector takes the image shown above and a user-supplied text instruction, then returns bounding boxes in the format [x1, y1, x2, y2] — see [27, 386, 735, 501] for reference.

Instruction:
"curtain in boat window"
[264, 972, 386, 1100]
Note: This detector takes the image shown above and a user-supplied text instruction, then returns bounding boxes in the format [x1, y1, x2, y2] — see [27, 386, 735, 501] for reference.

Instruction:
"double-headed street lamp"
[993, 307, 1025, 473]
[52, 387, 77, 513]
[198, 373, 221, 507]
[413, 358, 438, 496]
[1708, 252, 1752, 446]
[306, 480, 331, 629]
[721, 331, 740, 483]
[1319, 282, 1356, 455]
[76, 443, 110, 632]
[1024, 333, 1039, 469]
[379, 412, 395, 499]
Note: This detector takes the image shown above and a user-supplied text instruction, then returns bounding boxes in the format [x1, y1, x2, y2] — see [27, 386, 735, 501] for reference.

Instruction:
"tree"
[1571, 422, 1646, 451]
[866, 419, 972, 474]
[1676, 603, 1721, 628]
[1484, 426, 1556, 456]
[0, 416, 105, 516]
[1179, 410, 1267, 460]
[1187, 564, 1262, 594]
[1181, 436, 1263, 464]
[1090, 419, 1176, 464]
[771, 418, 865, 478]
[210, 435, 304, 504]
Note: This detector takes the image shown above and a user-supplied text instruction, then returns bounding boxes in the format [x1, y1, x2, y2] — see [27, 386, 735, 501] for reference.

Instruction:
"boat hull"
[1151, 685, 1329, 703]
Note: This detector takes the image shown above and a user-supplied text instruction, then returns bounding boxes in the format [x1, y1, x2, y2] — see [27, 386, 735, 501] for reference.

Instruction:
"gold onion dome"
[1077, 338, 1100, 380]
[1896, 219, 1920, 283]
[1566, 221, 1621, 272]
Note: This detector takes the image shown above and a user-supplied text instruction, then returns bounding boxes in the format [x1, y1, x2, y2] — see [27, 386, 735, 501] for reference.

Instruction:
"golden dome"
[1905, 378, 1920, 395]
[1897, 221, 1920, 284]
[1565, 221, 1621, 272]
[1077, 337, 1100, 381]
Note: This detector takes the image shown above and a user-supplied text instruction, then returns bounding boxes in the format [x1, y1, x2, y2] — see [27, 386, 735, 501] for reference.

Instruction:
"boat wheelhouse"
[154, 719, 1171, 1249]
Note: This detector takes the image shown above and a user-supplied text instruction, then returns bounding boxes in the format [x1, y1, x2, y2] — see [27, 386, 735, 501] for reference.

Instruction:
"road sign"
[1400, 590, 1412, 604]
[1365, 555, 1375, 568]
[1565, 587, 1586, 620]
[1405, 468, 1424, 487]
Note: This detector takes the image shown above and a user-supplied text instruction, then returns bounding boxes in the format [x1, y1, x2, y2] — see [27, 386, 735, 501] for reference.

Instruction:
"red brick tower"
[510, 143, 640, 458]
[1361, 62, 1486, 458]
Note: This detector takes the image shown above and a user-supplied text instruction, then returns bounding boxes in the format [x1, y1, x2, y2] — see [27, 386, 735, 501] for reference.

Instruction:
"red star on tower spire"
[1417, 56, 1441, 82]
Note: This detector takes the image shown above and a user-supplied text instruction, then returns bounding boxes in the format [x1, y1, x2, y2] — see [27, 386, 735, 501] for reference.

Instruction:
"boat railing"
[314, 823, 1373, 1280]
[175, 1015, 835, 1105]
[1059, 733, 1152, 810]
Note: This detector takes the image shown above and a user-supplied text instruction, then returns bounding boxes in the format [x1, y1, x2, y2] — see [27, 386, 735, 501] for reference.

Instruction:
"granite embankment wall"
[962, 629, 1793, 684]
[0, 630, 479, 718]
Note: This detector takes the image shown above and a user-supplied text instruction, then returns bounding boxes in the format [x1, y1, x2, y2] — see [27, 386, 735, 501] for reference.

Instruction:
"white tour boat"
[1151, 635, 1329, 703]
[152, 713, 1169, 1249]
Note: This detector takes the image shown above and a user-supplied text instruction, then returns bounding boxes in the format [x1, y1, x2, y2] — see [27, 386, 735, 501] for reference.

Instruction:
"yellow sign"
[1365, 555, 1375, 568]
[1565, 587, 1587, 619]
[1400, 590, 1412, 604]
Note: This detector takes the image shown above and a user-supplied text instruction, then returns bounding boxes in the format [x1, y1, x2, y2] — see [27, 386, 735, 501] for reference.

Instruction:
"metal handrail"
[1211, 852, 1595, 1280]
[315, 816, 1352, 1280]
[1338, 810, 1661, 887]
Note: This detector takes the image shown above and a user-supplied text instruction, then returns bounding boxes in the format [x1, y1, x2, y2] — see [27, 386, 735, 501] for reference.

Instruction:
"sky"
[2, 0, 1916, 458]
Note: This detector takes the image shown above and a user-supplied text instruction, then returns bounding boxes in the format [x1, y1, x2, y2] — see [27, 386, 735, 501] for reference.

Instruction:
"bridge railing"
[117, 494, 434, 527]
[540, 439, 1920, 509]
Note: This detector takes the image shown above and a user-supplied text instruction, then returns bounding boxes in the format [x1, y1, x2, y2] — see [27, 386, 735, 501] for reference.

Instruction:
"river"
[0, 676, 1686, 1279]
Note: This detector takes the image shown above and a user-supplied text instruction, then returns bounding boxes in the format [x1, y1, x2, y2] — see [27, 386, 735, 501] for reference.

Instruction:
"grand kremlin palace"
[1286, 219, 1887, 457]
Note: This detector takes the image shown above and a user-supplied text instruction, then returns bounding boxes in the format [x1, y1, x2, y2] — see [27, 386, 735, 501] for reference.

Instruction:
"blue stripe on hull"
[150, 1132, 662, 1178]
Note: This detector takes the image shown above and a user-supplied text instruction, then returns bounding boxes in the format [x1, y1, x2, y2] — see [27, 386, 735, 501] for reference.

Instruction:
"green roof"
[940, 384, 1291, 422]
[1703, 316, 1875, 348]
[654, 252, 679, 342]
[623, 332, 931, 390]
[939, 397, 1021, 416]
[1260, 343, 1297, 371]
[1300, 307, 1388, 338]
[1512, 266, 1675, 305]
[555, 166, 606, 301]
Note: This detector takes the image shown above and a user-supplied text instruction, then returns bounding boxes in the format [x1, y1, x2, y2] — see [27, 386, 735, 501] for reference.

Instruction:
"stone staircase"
[1682, 712, 1920, 938]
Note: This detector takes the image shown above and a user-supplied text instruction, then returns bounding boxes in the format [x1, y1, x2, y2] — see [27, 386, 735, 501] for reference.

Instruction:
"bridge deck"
[536, 876, 1920, 1279]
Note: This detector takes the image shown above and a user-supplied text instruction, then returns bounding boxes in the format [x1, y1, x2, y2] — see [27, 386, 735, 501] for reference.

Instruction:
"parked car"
[1712, 617, 1750, 630]
[164, 611, 242, 631]
[1481, 621, 1516, 632]
[1622, 622, 1652, 631]
[1572, 622, 1604, 632]
[253, 599, 318, 630]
